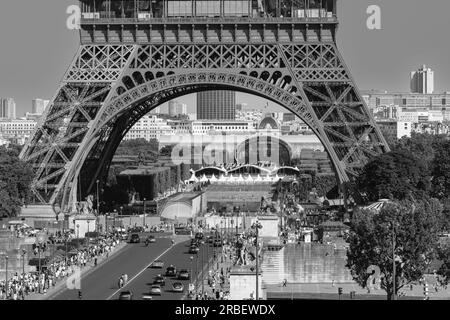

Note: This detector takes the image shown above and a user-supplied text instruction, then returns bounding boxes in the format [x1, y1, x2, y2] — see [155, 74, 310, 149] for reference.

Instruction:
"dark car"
[178, 269, 190, 280]
[165, 265, 177, 277]
[131, 226, 145, 233]
[118, 290, 133, 300]
[189, 245, 200, 254]
[130, 234, 140, 243]
[153, 274, 166, 286]
[213, 239, 222, 247]
[195, 232, 204, 240]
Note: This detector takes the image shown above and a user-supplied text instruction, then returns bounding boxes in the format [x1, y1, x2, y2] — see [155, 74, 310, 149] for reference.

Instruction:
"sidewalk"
[191, 244, 234, 300]
[26, 241, 128, 300]
[265, 278, 450, 300]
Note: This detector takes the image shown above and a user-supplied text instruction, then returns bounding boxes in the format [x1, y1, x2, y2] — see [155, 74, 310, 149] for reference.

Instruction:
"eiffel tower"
[20, 0, 389, 214]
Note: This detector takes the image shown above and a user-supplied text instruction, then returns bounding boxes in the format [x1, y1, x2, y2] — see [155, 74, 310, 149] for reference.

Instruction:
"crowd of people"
[0, 232, 123, 300]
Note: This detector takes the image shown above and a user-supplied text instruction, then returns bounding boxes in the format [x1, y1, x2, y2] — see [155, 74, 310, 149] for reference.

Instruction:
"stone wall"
[261, 243, 353, 285]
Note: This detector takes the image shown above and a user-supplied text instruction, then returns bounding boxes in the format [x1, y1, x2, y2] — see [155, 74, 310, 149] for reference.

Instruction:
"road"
[108, 237, 220, 300]
[50, 233, 219, 300]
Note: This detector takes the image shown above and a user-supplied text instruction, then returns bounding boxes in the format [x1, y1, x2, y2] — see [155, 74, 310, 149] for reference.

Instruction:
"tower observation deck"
[79, 0, 338, 44]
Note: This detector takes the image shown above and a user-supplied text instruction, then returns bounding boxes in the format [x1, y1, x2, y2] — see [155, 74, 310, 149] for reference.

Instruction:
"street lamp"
[190, 256, 194, 292]
[390, 221, 398, 301]
[76, 224, 80, 249]
[96, 180, 100, 235]
[5, 255, 8, 299]
[143, 198, 146, 228]
[251, 220, 262, 300]
[21, 249, 26, 277]
[87, 220, 90, 246]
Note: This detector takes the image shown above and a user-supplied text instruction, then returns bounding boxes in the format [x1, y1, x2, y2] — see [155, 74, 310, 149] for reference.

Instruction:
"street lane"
[109, 238, 220, 300]
[51, 234, 174, 300]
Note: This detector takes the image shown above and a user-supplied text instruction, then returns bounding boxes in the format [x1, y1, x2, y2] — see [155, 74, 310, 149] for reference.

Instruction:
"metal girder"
[20, 39, 389, 211]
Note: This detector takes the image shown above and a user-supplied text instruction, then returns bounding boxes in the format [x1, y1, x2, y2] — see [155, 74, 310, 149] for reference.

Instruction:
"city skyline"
[1, 1, 450, 116]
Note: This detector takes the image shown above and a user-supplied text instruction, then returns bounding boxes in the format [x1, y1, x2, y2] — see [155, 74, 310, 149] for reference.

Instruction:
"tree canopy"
[357, 150, 430, 203]
[346, 199, 445, 300]
[0, 146, 33, 217]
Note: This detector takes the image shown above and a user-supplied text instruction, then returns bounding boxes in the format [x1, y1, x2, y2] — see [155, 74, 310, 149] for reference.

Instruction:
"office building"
[0, 98, 16, 119]
[31, 99, 50, 114]
[123, 115, 173, 141]
[410, 65, 434, 94]
[377, 121, 412, 141]
[197, 90, 236, 120]
[168, 101, 188, 117]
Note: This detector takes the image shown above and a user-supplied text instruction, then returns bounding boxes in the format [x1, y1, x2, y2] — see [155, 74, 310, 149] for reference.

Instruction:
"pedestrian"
[282, 279, 287, 287]
[94, 257, 98, 267]
[78, 291, 82, 300]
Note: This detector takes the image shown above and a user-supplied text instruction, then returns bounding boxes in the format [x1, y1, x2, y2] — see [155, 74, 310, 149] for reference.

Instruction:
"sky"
[1, 0, 450, 117]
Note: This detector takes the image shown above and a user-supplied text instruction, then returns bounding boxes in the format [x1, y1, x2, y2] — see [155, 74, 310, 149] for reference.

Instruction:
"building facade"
[0, 119, 37, 144]
[0, 98, 16, 119]
[31, 99, 50, 115]
[123, 115, 173, 141]
[197, 90, 236, 120]
[168, 100, 188, 117]
[376, 121, 412, 141]
[410, 65, 434, 94]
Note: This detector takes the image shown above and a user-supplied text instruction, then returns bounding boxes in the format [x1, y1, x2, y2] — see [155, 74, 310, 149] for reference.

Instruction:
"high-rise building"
[31, 99, 50, 114]
[197, 90, 236, 120]
[0, 98, 16, 119]
[410, 65, 434, 94]
[168, 101, 188, 117]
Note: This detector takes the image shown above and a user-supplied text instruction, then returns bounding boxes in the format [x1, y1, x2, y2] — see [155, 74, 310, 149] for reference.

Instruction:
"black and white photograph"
[0, 0, 449, 313]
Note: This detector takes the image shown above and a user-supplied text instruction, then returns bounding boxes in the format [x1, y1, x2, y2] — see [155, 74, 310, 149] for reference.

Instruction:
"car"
[195, 232, 204, 240]
[149, 285, 162, 296]
[153, 274, 166, 286]
[147, 235, 156, 243]
[130, 233, 140, 243]
[178, 269, 190, 280]
[165, 265, 177, 277]
[131, 226, 145, 233]
[172, 282, 184, 293]
[118, 290, 133, 300]
[141, 293, 153, 300]
[189, 245, 200, 254]
[150, 260, 164, 268]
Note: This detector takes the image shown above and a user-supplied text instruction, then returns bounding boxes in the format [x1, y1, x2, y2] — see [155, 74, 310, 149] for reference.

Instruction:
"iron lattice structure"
[20, 1, 389, 213]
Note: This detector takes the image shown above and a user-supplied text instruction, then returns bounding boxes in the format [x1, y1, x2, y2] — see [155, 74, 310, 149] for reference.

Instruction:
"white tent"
[200, 174, 208, 182]
[210, 175, 218, 183]
[188, 172, 199, 183]
[255, 174, 262, 182]
[219, 175, 227, 183]
[246, 175, 254, 183]
[237, 174, 245, 183]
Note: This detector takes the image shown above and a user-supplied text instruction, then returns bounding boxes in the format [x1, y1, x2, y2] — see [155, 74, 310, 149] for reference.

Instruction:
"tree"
[436, 243, 450, 286]
[357, 150, 430, 203]
[346, 200, 443, 300]
[431, 140, 450, 199]
[0, 146, 33, 217]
